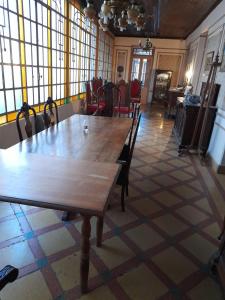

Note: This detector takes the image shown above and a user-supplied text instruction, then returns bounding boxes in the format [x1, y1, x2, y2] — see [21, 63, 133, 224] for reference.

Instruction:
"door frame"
[128, 47, 154, 103]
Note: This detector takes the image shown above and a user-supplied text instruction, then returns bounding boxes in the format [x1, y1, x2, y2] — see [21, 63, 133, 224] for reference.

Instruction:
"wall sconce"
[185, 66, 193, 85]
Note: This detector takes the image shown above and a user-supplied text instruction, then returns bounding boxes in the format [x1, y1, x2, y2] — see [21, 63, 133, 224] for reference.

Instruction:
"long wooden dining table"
[9, 114, 132, 162]
[1, 113, 132, 293]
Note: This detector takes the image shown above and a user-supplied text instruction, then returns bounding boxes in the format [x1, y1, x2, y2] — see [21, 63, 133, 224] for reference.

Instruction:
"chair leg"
[121, 185, 125, 212]
[126, 183, 129, 197]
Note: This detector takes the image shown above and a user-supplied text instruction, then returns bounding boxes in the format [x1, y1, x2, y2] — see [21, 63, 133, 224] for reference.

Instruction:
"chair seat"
[114, 106, 134, 114]
[87, 102, 105, 113]
[131, 97, 141, 103]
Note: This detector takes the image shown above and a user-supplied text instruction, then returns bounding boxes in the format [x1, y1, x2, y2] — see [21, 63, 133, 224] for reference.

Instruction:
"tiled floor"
[1, 105, 225, 299]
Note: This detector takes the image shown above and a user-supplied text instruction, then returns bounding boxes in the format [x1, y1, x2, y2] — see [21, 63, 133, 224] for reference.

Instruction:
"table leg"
[80, 215, 91, 294]
[96, 216, 103, 247]
[61, 211, 77, 221]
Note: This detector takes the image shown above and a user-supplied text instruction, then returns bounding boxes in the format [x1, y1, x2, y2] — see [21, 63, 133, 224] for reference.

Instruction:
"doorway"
[130, 48, 153, 103]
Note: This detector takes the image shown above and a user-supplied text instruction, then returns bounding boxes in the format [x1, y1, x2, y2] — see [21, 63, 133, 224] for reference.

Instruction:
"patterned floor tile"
[188, 180, 204, 192]
[0, 202, 14, 219]
[172, 185, 200, 200]
[136, 165, 160, 176]
[180, 233, 217, 263]
[125, 224, 164, 250]
[52, 252, 98, 291]
[130, 197, 162, 216]
[203, 223, 221, 239]
[0, 218, 22, 243]
[152, 162, 175, 172]
[194, 197, 213, 214]
[26, 210, 60, 231]
[106, 208, 138, 227]
[168, 159, 189, 168]
[38, 227, 75, 256]
[170, 170, 193, 181]
[0, 241, 35, 269]
[152, 247, 198, 284]
[117, 264, 168, 299]
[93, 236, 134, 270]
[133, 179, 160, 193]
[184, 166, 197, 176]
[153, 213, 188, 236]
[153, 174, 178, 187]
[176, 205, 208, 225]
[188, 277, 223, 300]
[0, 271, 52, 300]
[78, 286, 116, 300]
[153, 191, 182, 207]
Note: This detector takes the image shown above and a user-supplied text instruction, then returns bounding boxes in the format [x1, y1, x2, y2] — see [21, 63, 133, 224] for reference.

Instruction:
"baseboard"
[209, 155, 225, 174]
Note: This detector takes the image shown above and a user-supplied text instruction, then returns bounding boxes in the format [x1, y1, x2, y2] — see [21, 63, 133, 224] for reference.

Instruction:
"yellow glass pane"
[0, 115, 7, 125]
[7, 112, 17, 122]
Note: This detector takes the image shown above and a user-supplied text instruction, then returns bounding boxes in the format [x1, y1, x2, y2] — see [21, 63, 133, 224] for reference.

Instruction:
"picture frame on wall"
[220, 41, 225, 72]
[204, 51, 214, 72]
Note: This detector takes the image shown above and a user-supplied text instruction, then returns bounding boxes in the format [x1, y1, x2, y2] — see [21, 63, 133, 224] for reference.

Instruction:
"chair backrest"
[16, 102, 37, 142]
[127, 104, 141, 148]
[43, 96, 59, 128]
[117, 80, 129, 107]
[97, 82, 120, 117]
[130, 79, 142, 98]
[91, 77, 103, 100]
[128, 113, 142, 168]
[85, 81, 92, 104]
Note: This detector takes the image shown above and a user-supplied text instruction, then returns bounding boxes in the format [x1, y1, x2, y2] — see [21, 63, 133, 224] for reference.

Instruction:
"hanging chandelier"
[84, 0, 146, 33]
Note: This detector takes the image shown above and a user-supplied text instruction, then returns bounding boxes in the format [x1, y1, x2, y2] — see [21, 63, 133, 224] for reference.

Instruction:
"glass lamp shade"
[84, 3, 96, 20]
[100, 1, 112, 24]
[99, 18, 109, 31]
[118, 11, 128, 32]
[136, 15, 145, 31]
[127, 4, 139, 25]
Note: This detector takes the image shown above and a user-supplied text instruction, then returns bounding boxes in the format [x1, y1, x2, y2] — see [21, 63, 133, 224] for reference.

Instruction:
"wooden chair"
[16, 102, 37, 142]
[114, 80, 134, 118]
[43, 96, 59, 128]
[96, 82, 118, 117]
[0, 265, 18, 290]
[130, 79, 142, 104]
[91, 77, 103, 102]
[116, 112, 142, 211]
[86, 79, 105, 115]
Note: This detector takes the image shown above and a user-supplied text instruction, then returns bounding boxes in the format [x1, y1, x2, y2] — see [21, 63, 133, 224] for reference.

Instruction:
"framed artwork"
[204, 51, 214, 72]
[220, 41, 225, 72]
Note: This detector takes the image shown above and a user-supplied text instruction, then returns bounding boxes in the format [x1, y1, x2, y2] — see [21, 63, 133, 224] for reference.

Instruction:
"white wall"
[0, 102, 76, 149]
[113, 37, 187, 102]
[185, 0, 225, 170]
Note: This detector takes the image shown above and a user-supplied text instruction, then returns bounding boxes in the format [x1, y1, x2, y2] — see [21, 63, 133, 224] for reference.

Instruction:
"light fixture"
[83, 0, 96, 20]
[139, 37, 153, 51]
[99, 0, 112, 25]
[127, 3, 139, 25]
[84, 0, 147, 33]
[118, 11, 128, 32]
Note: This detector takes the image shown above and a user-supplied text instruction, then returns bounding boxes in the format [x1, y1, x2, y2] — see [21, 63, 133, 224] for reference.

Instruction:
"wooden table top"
[0, 150, 120, 216]
[9, 115, 132, 163]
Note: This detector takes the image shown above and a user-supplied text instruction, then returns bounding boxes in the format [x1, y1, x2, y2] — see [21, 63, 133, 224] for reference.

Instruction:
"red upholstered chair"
[114, 80, 134, 118]
[130, 79, 142, 104]
[85, 79, 105, 115]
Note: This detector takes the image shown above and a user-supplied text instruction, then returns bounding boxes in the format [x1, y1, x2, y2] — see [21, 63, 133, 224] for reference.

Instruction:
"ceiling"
[80, 0, 222, 39]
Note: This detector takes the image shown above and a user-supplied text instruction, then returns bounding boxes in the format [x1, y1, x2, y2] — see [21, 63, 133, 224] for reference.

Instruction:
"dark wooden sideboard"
[173, 100, 217, 156]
